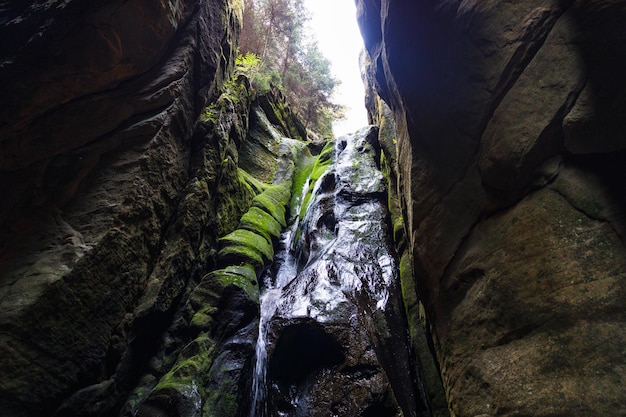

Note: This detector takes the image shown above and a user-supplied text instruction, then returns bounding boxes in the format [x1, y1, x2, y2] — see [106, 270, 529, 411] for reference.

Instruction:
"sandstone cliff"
[0, 1, 305, 415]
[358, 1, 626, 416]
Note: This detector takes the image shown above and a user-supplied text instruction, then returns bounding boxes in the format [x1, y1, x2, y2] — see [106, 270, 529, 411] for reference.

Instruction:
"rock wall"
[0, 1, 305, 415]
[358, 1, 626, 416]
[4, 0, 626, 416]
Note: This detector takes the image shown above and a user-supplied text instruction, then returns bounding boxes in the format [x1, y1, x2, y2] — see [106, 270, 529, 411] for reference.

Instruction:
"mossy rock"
[216, 160, 257, 237]
[189, 264, 258, 328]
[203, 389, 238, 417]
[239, 206, 283, 242]
[316, 139, 335, 163]
[154, 333, 215, 390]
[142, 334, 216, 416]
[238, 168, 267, 195]
[252, 182, 291, 227]
[299, 140, 335, 218]
[213, 265, 259, 303]
[289, 153, 315, 214]
[218, 229, 273, 267]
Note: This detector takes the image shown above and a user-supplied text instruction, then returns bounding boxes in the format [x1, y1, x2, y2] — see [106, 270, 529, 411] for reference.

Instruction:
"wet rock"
[256, 127, 427, 417]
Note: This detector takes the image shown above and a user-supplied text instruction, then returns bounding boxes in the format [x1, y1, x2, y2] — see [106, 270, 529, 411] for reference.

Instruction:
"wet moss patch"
[252, 182, 291, 227]
[289, 153, 315, 216]
[218, 229, 273, 267]
[299, 140, 335, 219]
[239, 206, 283, 242]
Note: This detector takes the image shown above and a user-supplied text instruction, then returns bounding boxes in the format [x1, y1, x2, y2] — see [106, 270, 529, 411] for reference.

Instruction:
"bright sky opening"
[303, 0, 368, 137]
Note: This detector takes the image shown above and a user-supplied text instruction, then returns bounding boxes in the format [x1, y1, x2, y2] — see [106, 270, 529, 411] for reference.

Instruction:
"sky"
[302, 0, 369, 137]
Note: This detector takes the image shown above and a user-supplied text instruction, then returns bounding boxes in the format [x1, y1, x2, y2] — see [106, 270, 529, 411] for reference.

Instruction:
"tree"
[238, 0, 344, 137]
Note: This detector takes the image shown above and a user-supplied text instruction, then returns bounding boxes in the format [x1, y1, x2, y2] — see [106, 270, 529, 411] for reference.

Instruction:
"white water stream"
[248, 168, 311, 417]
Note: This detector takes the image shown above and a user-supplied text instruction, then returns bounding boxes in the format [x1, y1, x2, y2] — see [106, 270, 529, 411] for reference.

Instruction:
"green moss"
[252, 182, 291, 227]
[154, 333, 215, 391]
[299, 141, 335, 219]
[218, 229, 273, 267]
[190, 310, 214, 330]
[204, 389, 238, 417]
[287, 155, 315, 223]
[239, 206, 283, 242]
[318, 140, 335, 161]
[200, 102, 219, 123]
[214, 178, 292, 279]
[190, 265, 258, 315]
[238, 168, 267, 195]
[216, 158, 256, 236]
[200, 71, 250, 124]
[214, 265, 259, 303]
[217, 245, 263, 267]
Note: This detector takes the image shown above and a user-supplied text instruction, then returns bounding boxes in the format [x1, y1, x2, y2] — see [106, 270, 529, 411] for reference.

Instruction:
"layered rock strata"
[0, 1, 307, 415]
[358, 1, 626, 416]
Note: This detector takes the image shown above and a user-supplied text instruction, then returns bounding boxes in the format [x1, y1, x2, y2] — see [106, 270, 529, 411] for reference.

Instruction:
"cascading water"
[249, 126, 428, 417]
[249, 173, 311, 417]
[249, 228, 300, 417]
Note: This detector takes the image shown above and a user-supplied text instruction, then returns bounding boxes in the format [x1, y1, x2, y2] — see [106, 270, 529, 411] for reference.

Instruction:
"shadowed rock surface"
[0, 1, 308, 415]
[357, 1, 626, 416]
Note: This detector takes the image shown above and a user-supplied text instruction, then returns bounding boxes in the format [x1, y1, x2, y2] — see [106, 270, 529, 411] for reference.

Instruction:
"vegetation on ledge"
[238, 0, 345, 138]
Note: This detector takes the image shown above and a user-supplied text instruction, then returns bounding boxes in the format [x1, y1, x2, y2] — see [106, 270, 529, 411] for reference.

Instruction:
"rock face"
[257, 127, 427, 417]
[358, 1, 626, 416]
[0, 1, 306, 415]
[4, 0, 626, 416]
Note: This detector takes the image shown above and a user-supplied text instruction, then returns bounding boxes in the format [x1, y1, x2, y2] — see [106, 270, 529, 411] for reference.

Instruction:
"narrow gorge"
[1, 1, 625, 417]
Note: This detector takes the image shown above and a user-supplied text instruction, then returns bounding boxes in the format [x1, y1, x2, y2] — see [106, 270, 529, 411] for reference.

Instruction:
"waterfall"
[249, 227, 299, 417]
[249, 126, 427, 417]
[249, 170, 310, 417]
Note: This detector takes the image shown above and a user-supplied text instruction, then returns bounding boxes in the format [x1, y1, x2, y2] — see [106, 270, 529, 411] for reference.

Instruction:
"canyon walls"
[358, 0, 626, 416]
[3, 0, 626, 416]
[0, 1, 302, 415]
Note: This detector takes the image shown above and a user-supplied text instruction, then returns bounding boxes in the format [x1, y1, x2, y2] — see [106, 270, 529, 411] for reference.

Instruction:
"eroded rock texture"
[358, 1, 626, 416]
[0, 1, 305, 416]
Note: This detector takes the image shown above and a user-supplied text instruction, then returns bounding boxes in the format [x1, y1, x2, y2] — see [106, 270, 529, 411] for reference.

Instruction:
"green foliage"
[234, 52, 274, 93]
[238, 0, 344, 137]
[200, 66, 251, 124]
[235, 52, 261, 73]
